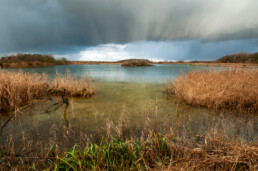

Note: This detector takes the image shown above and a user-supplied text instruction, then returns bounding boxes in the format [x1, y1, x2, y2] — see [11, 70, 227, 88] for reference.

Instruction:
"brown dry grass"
[1, 125, 257, 170]
[166, 69, 258, 111]
[0, 70, 95, 111]
[189, 62, 258, 68]
[51, 71, 95, 97]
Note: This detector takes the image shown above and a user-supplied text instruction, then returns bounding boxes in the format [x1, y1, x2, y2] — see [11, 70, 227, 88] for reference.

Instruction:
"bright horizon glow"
[53, 39, 258, 61]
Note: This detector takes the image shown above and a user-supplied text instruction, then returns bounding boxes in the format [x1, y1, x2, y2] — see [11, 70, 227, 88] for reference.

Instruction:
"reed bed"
[0, 102, 256, 170]
[0, 129, 257, 170]
[166, 69, 258, 111]
[51, 71, 95, 97]
[52, 132, 257, 170]
[0, 70, 95, 111]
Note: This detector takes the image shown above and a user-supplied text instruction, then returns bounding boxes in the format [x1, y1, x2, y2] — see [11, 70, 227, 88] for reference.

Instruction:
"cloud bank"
[0, 0, 258, 60]
[1, 1, 258, 51]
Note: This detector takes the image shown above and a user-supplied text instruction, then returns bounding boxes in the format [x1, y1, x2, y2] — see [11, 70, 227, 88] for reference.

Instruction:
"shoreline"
[1, 61, 257, 69]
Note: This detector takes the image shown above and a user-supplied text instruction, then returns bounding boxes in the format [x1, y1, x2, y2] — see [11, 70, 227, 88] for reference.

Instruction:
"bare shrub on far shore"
[167, 69, 258, 111]
[0, 70, 95, 111]
[121, 59, 153, 67]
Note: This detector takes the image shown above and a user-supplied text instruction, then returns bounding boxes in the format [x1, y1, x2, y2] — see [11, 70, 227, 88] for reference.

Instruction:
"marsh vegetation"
[166, 69, 258, 111]
[0, 64, 257, 170]
[0, 70, 94, 111]
[1, 127, 257, 170]
[0, 103, 257, 170]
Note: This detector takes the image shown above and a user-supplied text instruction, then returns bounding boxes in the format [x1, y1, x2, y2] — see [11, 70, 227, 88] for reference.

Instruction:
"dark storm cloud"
[0, 0, 258, 54]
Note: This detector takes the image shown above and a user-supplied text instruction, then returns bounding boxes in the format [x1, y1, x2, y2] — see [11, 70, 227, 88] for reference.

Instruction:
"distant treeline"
[0, 53, 69, 68]
[216, 52, 258, 63]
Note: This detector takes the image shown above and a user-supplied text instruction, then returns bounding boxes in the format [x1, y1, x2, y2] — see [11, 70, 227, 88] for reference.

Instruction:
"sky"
[0, 0, 258, 61]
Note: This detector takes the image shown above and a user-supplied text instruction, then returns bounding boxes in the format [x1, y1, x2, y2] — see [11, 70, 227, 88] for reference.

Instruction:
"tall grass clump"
[0, 71, 49, 111]
[0, 70, 95, 111]
[167, 69, 258, 111]
[50, 132, 257, 170]
[51, 71, 95, 97]
[2, 130, 256, 170]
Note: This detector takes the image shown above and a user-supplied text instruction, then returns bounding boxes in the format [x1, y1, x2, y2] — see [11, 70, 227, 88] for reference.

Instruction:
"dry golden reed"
[51, 71, 95, 97]
[167, 69, 258, 111]
[0, 70, 95, 111]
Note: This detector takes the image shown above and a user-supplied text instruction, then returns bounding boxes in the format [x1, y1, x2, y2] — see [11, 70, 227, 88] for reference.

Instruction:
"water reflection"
[0, 115, 12, 136]
[63, 104, 69, 128]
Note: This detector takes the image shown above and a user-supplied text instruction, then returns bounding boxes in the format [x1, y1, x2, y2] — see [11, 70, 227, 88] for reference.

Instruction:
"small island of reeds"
[120, 59, 153, 67]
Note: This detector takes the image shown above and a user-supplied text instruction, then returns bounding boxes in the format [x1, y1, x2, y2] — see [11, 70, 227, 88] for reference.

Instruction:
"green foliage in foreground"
[42, 132, 257, 171]
[49, 135, 170, 170]
[1, 131, 256, 170]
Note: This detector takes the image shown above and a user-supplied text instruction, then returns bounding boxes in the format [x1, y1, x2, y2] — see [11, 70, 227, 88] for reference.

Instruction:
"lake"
[6, 64, 212, 83]
[0, 64, 256, 150]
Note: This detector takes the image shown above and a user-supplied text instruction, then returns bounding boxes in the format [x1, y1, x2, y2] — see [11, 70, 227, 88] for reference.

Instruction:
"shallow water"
[5, 64, 213, 83]
[0, 64, 257, 150]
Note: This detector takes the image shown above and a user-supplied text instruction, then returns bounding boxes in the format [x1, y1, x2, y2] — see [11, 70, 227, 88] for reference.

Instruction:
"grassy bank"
[0, 54, 70, 68]
[166, 69, 258, 111]
[52, 133, 257, 170]
[0, 128, 256, 170]
[0, 71, 94, 111]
